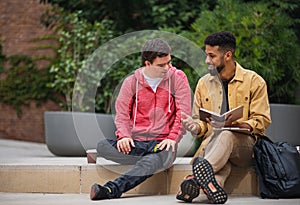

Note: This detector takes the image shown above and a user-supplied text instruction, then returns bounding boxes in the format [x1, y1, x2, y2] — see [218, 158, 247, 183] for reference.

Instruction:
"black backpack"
[253, 136, 300, 199]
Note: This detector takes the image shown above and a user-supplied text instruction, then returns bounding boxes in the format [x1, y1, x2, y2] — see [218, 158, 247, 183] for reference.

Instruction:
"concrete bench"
[80, 157, 257, 195]
[44, 103, 300, 196]
[0, 157, 256, 195]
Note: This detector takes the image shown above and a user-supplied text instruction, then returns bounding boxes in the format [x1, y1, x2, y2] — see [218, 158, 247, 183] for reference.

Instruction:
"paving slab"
[1, 193, 300, 205]
[0, 139, 299, 204]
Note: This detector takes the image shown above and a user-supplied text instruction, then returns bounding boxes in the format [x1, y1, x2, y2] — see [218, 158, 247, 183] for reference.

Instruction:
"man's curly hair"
[204, 31, 236, 54]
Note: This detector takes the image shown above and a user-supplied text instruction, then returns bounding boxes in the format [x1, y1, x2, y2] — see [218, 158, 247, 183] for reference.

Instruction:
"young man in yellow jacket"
[177, 31, 271, 204]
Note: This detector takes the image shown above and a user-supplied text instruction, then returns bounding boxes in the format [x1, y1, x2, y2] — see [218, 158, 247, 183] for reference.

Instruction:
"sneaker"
[176, 175, 200, 202]
[192, 157, 227, 204]
[90, 183, 111, 200]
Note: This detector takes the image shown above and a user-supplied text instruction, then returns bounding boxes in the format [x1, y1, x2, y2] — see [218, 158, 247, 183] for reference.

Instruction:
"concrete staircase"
[0, 157, 258, 195]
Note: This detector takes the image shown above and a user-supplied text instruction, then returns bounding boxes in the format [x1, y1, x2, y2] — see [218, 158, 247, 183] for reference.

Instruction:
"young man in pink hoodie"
[90, 38, 191, 200]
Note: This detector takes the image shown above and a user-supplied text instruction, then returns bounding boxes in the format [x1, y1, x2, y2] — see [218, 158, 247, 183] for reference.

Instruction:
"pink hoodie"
[115, 66, 191, 143]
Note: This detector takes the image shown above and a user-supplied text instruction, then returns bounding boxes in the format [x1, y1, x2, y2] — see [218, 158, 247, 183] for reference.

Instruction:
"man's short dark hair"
[204, 31, 236, 54]
[141, 38, 171, 66]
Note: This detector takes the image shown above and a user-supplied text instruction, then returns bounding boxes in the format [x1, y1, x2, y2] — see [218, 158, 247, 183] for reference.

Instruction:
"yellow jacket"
[192, 62, 272, 158]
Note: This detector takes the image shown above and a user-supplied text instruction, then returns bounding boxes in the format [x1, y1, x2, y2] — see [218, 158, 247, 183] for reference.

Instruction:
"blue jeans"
[97, 139, 175, 198]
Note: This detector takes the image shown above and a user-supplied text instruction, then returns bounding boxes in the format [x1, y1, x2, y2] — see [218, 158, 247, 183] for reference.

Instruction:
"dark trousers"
[97, 139, 175, 198]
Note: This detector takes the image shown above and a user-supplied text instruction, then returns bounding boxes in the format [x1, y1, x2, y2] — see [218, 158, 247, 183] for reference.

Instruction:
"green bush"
[41, 0, 215, 32]
[182, 0, 300, 104]
[45, 8, 116, 111]
[41, 0, 299, 107]
[0, 55, 55, 116]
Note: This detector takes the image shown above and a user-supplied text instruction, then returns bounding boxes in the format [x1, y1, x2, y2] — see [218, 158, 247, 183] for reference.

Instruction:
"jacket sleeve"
[192, 79, 209, 138]
[114, 76, 135, 140]
[168, 70, 191, 143]
[244, 75, 272, 135]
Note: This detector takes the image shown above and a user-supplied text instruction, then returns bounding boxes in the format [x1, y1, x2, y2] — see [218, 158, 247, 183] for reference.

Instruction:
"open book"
[199, 105, 250, 134]
[199, 105, 244, 123]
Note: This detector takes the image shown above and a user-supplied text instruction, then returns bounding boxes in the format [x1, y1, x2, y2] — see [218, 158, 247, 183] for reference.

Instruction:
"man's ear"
[145, 60, 151, 66]
[225, 51, 232, 61]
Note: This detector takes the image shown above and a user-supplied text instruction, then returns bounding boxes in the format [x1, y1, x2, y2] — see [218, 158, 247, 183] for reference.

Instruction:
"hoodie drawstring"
[133, 79, 138, 128]
[133, 75, 172, 128]
[168, 77, 171, 113]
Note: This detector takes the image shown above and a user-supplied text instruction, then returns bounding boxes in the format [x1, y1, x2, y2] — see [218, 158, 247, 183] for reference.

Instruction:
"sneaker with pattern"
[192, 157, 227, 204]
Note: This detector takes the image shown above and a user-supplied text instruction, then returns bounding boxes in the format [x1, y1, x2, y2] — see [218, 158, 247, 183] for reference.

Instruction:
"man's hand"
[157, 139, 177, 152]
[208, 114, 233, 128]
[181, 112, 200, 135]
[231, 121, 253, 131]
[207, 115, 253, 131]
[117, 138, 135, 154]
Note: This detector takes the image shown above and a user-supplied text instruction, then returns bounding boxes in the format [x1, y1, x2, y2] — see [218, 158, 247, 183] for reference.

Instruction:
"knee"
[218, 131, 234, 146]
[219, 130, 234, 138]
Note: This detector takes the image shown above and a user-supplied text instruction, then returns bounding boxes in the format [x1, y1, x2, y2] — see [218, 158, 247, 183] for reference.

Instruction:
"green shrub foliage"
[182, 0, 300, 103]
[0, 55, 55, 116]
[45, 8, 115, 111]
[4, 0, 298, 115]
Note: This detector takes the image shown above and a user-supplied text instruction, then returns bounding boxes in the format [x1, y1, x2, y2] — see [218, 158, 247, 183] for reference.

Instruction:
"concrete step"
[0, 157, 258, 195]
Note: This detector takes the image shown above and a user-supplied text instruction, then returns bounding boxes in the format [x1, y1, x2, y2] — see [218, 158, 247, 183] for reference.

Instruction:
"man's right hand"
[117, 138, 135, 154]
[181, 112, 200, 135]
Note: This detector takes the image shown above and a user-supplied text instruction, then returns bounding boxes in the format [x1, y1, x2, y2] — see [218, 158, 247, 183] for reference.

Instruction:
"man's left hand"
[157, 139, 177, 152]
